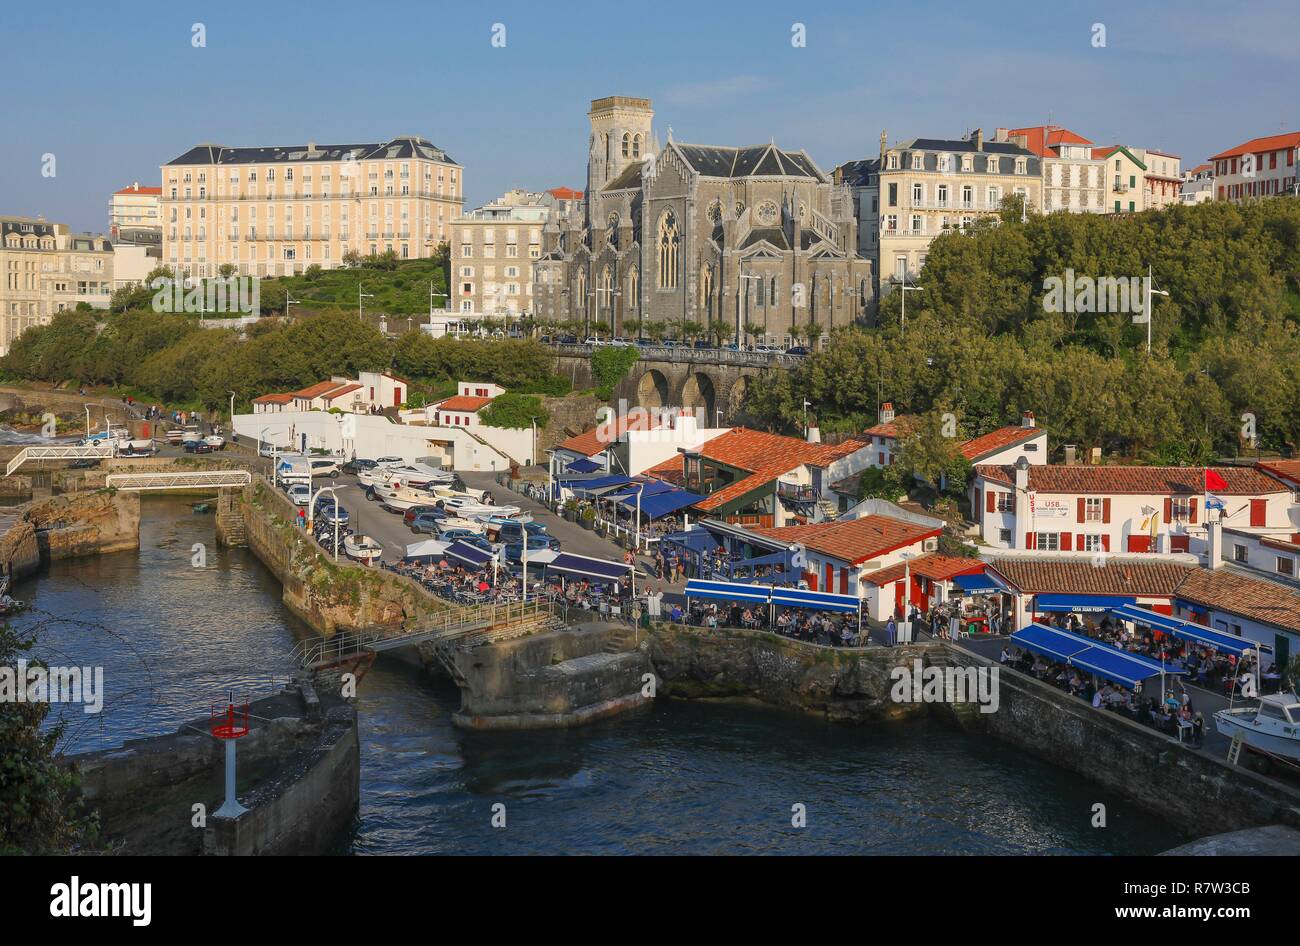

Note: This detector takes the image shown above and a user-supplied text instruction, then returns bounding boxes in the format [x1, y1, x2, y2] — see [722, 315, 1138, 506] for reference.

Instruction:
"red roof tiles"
[1209, 132, 1300, 162]
[1256, 459, 1300, 487]
[960, 426, 1041, 462]
[1007, 125, 1093, 158]
[863, 553, 986, 587]
[253, 393, 293, 404]
[989, 558, 1193, 596]
[974, 465, 1286, 496]
[556, 412, 663, 458]
[292, 380, 350, 400]
[752, 515, 939, 566]
[1175, 568, 1300, 636]
[437, 395, 492, 413]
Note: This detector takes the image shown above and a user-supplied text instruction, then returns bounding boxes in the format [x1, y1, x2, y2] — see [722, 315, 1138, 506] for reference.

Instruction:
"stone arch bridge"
[550, 344, 803, 423]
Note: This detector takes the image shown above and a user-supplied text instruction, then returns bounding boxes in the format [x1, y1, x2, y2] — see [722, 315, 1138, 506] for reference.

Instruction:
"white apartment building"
[972, 461, 1292, 554]
[161, 136, 463, 279]
[1181, 164, 1215, 205]
[109, 182, 161, 240]
[1209, 132, 1300, 202]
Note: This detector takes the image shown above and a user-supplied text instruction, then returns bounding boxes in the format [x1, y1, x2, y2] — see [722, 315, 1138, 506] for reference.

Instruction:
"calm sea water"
[15, 496, 1188, 855]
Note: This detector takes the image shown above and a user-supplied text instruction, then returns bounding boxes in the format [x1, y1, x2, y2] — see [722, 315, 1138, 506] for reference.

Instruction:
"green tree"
[479, 392, 549, 430]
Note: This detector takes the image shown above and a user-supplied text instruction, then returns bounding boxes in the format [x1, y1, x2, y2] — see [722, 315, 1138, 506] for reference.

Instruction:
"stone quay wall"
[0, 489, 140, 581]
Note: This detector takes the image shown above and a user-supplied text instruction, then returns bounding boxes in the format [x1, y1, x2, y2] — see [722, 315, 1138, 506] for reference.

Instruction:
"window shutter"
[1163, 498, 1173, 522]
[1250, 499, 1266, 527]
[1025, 532, 1036, 549]
[1076, 498, 1085, 523]
[1102, 498, 1111, 523]
[1189, 498, 1198, 523]
[1101, 534, 1110, 551]
[986, 490, 996, 513]
[1060, 532, 1073, 551]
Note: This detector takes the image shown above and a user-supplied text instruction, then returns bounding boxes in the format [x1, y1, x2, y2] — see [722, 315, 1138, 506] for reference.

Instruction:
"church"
[534, 96, 873, 347]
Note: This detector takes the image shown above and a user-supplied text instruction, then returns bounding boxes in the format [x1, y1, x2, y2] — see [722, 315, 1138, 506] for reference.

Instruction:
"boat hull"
[1213, 709, 1300, 762]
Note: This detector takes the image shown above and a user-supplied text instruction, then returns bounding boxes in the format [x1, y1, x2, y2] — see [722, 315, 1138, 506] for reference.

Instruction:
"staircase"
[215, 488, 247, 547]
[601, 625, 637, 654]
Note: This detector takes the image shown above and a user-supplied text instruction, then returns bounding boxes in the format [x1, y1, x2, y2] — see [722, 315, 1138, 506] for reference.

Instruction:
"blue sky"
[2, 0, 1296, 233]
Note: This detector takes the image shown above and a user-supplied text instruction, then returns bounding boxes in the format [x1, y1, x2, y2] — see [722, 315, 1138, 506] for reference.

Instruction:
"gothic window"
[622, 133, 630, 158]
[706, 199, 722, 224]
[576, 268, 586, 317]
[658, 210, 680, 289]
[633, 134, 642, 158]
[701, 265, 714, 318]
[626, 266, 639, 311]
[598, 266, 614, 324]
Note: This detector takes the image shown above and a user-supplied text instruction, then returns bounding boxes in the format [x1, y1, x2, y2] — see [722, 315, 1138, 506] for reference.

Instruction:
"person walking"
[886, 616, 897, 647]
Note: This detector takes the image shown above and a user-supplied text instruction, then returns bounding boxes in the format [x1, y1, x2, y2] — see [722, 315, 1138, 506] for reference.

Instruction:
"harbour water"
[16, 496, 1188, 855]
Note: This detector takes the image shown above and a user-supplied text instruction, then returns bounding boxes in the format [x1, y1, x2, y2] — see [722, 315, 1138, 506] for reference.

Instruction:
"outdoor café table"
[1176, 718, 1194, 743]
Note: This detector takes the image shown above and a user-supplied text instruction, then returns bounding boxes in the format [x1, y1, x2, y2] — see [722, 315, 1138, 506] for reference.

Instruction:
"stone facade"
[537, 97, 872, 348]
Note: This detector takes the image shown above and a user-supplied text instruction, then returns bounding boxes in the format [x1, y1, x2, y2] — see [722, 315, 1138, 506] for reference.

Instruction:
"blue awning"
[545, 552, 632, 583]
[952, 572, 1000, 595]
[607, 480, 677, 500]
[724, 549, 793, 575]
[1035, 593, 1135, 613]
[1011, 624, 1094, 663]
[565, 457, 601, 474]
[1111, 603, 1184, 634]
[771, 586, 861, 614]
[445, 540, 493, 569]
[566, 475, 636, 496]
[685, 579, 773, 603]
[661, 530, 719, 555]
[619, 489, 706, 520]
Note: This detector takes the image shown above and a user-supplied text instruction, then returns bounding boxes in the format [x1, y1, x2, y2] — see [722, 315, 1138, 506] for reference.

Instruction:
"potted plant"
[563, 499, 578, 521]
[580, 505, 596, 530]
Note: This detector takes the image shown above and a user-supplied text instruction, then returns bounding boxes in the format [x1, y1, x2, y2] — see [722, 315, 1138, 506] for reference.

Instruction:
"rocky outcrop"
[0, 490, 140, 580]
[452, 623, 654, 729]
[648, 623, 941, 722]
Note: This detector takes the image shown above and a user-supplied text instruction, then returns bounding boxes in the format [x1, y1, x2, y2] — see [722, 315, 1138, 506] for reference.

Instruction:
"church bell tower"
[587, 96, 655, 207]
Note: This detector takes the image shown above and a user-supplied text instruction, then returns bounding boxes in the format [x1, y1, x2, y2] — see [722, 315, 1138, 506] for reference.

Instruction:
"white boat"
[441, 496, 519, 518]
[357, 462, 406, 487]
[434, 516, 484, 534]
[343, 534, 384, 564]
[204, 435, 225, 449]
[1214, 691, 1300, 762]
[374, 485, 437, 512]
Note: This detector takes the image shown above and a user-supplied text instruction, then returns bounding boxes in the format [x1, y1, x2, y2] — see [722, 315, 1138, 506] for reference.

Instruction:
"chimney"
[307, 140, 317, 154]
[973, 128, 984, 151]
[879, 401, 895, 424]
[1021, 410, 1036, 429]
[994, 128, 1009, 143]
[1013, 455, 1030, 492]
[675, 409, 698, 439]
[131, 181, 140, 192]
[1063, 444, 1077, 465]
[1207, 519, 1223, 569]
[806, 423, 821, 444]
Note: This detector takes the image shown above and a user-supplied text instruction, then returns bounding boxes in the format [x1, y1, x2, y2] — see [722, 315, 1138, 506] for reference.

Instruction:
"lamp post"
[899, 276, 923, 336]
[84, 405, 91, 441]
[286, 297, 301, 313]
[634, 481, 646, 552]
[802, 399, 811, 438]
[358, 284, 374, 322]
[898, 550, 918, 640]
[228, 391, 236, 429]
[1136, 264, 1169, 354]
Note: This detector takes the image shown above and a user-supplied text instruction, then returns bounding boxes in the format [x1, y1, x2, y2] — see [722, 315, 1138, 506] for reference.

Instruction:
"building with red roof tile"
[1003, 125, 1107, 215]
[1210, 131, 1300, 203]
[971, 461, 1291, 556]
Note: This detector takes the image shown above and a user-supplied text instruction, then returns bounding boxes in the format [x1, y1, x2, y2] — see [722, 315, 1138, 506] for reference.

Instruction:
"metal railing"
[547, 342, 807, 368]
[6, 443, 116, 476]
[105, 469, 252, 491]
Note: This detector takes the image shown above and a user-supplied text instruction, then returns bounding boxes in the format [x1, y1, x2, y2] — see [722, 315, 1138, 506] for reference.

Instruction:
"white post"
[215, 735, 247, 818]
[522, 530, 528, 602]
[84, 405, 91, 440]
[635, 483, 644, 552]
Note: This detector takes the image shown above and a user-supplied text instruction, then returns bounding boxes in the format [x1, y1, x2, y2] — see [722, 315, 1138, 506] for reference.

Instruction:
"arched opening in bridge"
[636, 369, 670, 409]
[680, 372, 716, 423]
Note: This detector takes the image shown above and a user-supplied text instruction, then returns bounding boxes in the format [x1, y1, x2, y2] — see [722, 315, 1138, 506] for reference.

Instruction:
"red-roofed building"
[645, 426, 874, 528]
[971, 461, 1292, 555]
[251, 392, 294, 414]
[1209, 132, 1300, 203]
[430, 381, 506, 428]
[109, 181, 162, 239]
[752, 513, 944, 618]
[1003, 125, 1106, 215]
[862, 404, 1047, 471]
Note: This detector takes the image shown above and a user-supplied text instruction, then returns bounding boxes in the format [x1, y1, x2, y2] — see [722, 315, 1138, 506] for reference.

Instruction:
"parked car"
[435, 527, 482, 542]
[583, 336, 604, 346]
[315, 500, 350, 525]
[785, 346, 810, 356]
[184, 440, 213, 454]
[692, 339, 713, 350]
[403, 504, 445, 526]
[661, 339, 679, 348]
[258, 442, 282, 457]
[344, 457, 378, 475]
[307, 457, 341, 478]
[408, 512, 444, 535]
[288, 484, 311, 506]
[558, 334, 579, 344]
[495, 520, 548, 544]
[503, 536, 561, 563]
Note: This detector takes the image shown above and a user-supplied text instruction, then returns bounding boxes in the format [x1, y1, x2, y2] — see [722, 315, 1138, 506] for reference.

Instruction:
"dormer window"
[887, 152, 899, 170]
[961, 155, 973, 172]
[937, 153, 953, 173]
[911, 153, 924, 170]
[1015, 158, 1027, 175]
[986, 156, 998, 173]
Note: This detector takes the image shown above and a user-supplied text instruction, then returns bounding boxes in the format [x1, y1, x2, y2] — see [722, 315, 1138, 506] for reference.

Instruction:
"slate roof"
[603, 162, 645, 191]
[752, 515, 940, 566]
[834, 158, 880, 186]
[673, 142, 824, 181]
[974, 465, 1286, 495]
[165, 136, 456, 167]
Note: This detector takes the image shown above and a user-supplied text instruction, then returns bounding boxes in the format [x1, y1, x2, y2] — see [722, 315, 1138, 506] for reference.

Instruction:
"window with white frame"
[1036, 532, 1060, 551]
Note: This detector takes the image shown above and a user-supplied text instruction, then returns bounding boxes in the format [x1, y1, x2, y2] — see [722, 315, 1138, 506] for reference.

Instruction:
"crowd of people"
[998, 642, 1207, 746]
[668, 599, 865, 647]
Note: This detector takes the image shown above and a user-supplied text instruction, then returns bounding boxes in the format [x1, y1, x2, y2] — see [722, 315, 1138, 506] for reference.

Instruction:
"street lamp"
[84, 405, 91, 441]
[228, 391, 237, 428]
[1135, 264, 1169, 354]
[286, 297, 301, 312]
[802, 399, 811, 438]
[899, 276, 923, 336]
[358, 284, 375, 322]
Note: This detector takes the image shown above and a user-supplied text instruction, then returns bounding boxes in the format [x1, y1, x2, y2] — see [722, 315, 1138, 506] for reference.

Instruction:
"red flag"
[1205, 468, 1229, 492]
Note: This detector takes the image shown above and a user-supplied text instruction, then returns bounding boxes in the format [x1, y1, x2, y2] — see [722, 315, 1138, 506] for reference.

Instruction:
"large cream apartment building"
[160, 136, 463, 279]
[876, 128, 1041, 285]
[1, 217, 114, 355]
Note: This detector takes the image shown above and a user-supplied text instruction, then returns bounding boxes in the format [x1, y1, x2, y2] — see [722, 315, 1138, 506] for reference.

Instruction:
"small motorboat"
[343, 534, 384, 565]
[204, 435, 225, 450]
[166, 428, 185, 444]
[191, 502, 213, 514]
[1214, 691, 1300, 763]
